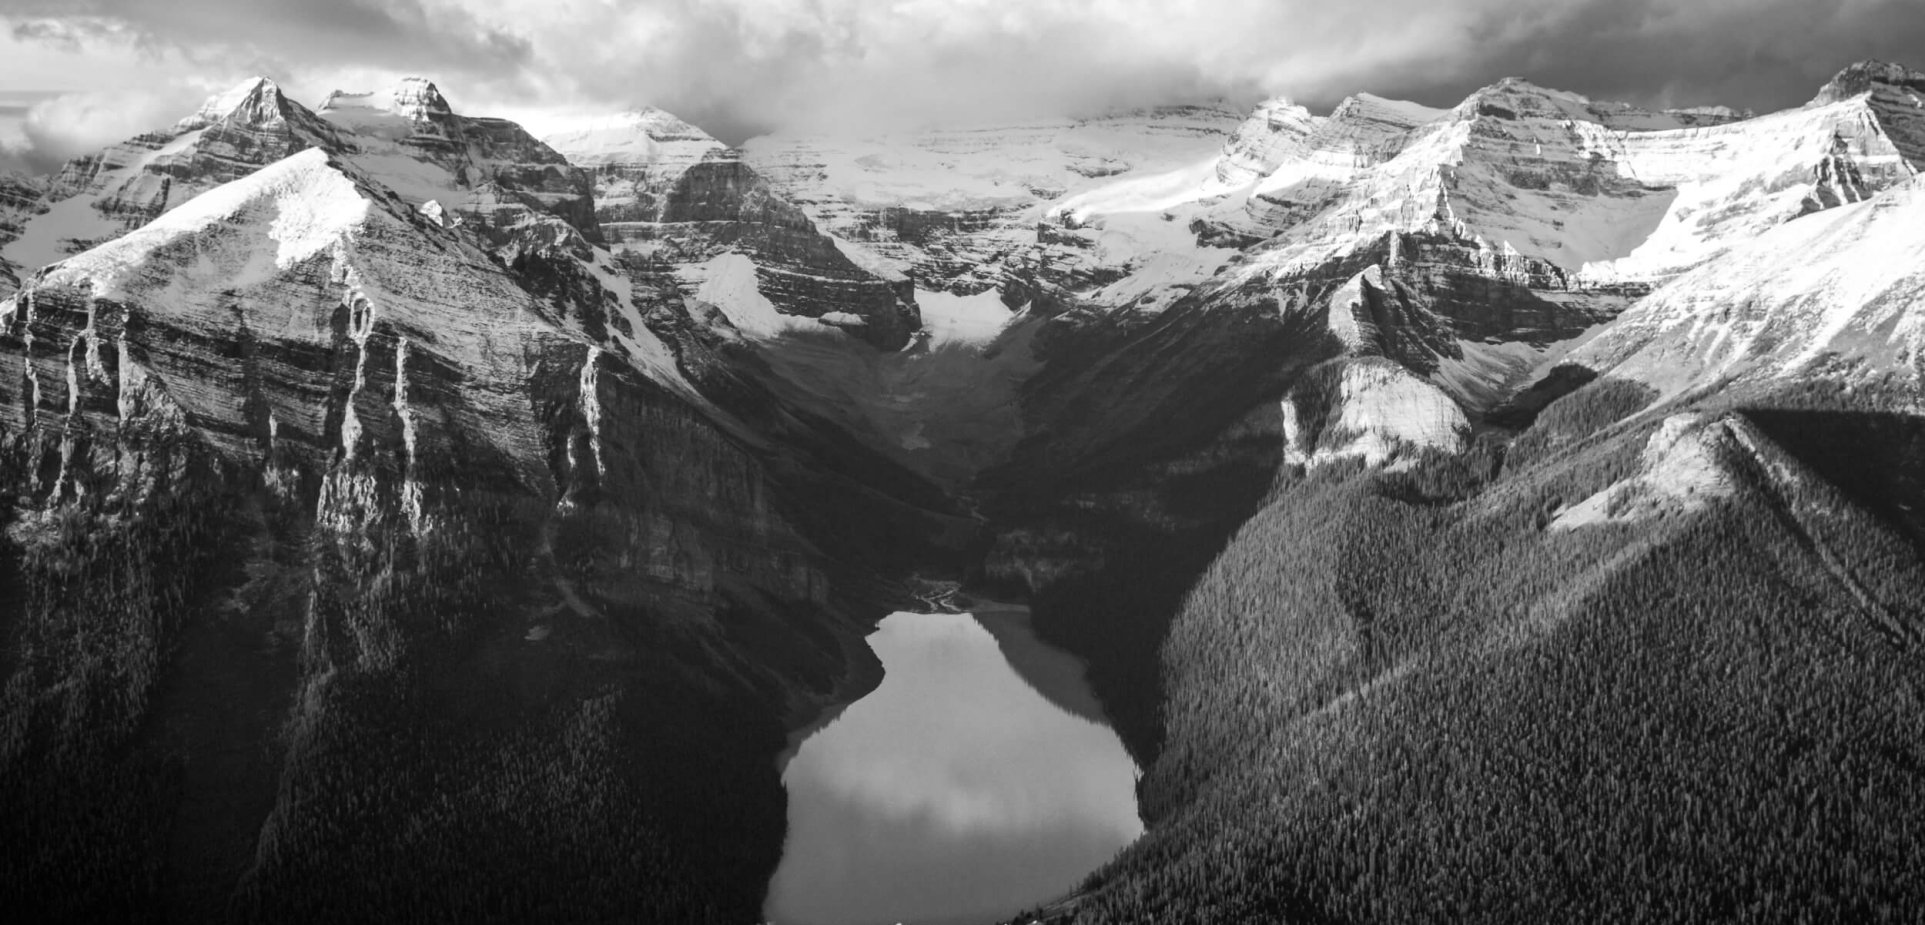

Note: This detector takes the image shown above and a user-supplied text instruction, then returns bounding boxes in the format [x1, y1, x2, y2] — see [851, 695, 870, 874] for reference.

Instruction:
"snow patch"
[40, 149, 369, 299]
[680, 252, 831, 338]
[915, 288, 1011, 348]
[392, 335, 426, 532]
[579, 346, 605, 478]
[580, 253, 711, 409]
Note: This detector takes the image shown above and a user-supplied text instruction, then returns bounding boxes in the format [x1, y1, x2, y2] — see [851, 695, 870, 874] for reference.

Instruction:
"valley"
[1, 55, 1923, 924]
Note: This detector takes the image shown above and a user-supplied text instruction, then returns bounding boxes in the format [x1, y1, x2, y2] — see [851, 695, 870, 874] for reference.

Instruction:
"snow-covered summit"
[542, 107, 725, 168]
[319, 77, 455, 125]
[185, 77, 302, 129]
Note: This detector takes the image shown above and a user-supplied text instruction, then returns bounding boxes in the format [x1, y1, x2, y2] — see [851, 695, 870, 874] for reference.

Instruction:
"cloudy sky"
[1, 0, 1921, 172]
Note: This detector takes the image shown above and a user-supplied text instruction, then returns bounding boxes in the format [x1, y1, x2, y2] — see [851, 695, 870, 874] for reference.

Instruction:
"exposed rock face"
[1021, 61, 1922, 359]
[546, 117, 921, 349]
[0, 148, 836, 617]
[318, 77, 601, 245]
[0, 76, 608, 301]
[6, 57, 1925, 924]
[1222, 74, 1900, 289]
[1281, 357, 1470, 469]
[0, 174, 46, 295]
[966, 73, 1925, 879]
[996, 60, 1925, 469]
[0, 143, 940, 919]
[544, 108, 727, 224]
[1214, 97, 1321, 186]
[1225, 92, 1445, 226]
[5, 149, 582, 494]
[1810, 59, 1925, 169]
[1549, 413, 1739, 529]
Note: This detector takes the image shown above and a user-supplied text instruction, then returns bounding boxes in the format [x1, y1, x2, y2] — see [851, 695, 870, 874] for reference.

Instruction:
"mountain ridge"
[3, 57, 1924, 924]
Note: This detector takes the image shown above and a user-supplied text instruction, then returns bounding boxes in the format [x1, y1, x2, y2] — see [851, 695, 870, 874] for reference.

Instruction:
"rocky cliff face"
[317, 77, 601, 247]
[544, 108, 727, 224]
[0, 173, 46, 295]
[545, 114, 921, 349]
[0, 110, 949, 919]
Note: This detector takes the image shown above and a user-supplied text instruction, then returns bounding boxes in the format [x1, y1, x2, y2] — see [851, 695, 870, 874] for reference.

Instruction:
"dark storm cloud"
[1336, 0, 1925, 114]
[2, 0, 532, 89]
[1, 0, 1921, 151]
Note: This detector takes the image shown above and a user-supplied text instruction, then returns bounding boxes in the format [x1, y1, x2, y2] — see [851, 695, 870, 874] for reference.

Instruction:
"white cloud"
[11, 86, 209, 171]
[0, 0, 1920, 156]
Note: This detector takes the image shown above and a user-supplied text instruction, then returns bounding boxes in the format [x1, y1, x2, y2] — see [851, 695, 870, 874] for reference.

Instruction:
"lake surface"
[764, 609, 1144, 925]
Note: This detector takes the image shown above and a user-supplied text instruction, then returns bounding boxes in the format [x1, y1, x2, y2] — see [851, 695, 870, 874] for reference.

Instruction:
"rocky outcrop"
[1280, 357, 1470, 469]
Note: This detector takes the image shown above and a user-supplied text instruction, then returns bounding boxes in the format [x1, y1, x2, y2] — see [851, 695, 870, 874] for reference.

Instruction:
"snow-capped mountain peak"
[185, 76, 300, 129]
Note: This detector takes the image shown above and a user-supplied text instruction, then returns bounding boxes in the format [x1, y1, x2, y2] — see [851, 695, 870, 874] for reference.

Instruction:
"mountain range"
[3, 58, 1924, 922]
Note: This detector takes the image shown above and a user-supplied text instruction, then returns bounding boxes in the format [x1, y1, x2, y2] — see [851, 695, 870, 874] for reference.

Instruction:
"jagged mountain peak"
[1806, 58, 1925, 172]
[1813, 58, 1925, 104]
[185, 76, 297, 128]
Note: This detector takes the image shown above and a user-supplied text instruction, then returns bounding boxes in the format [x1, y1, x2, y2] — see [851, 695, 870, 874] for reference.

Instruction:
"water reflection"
[765, 610, 1144, 925]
